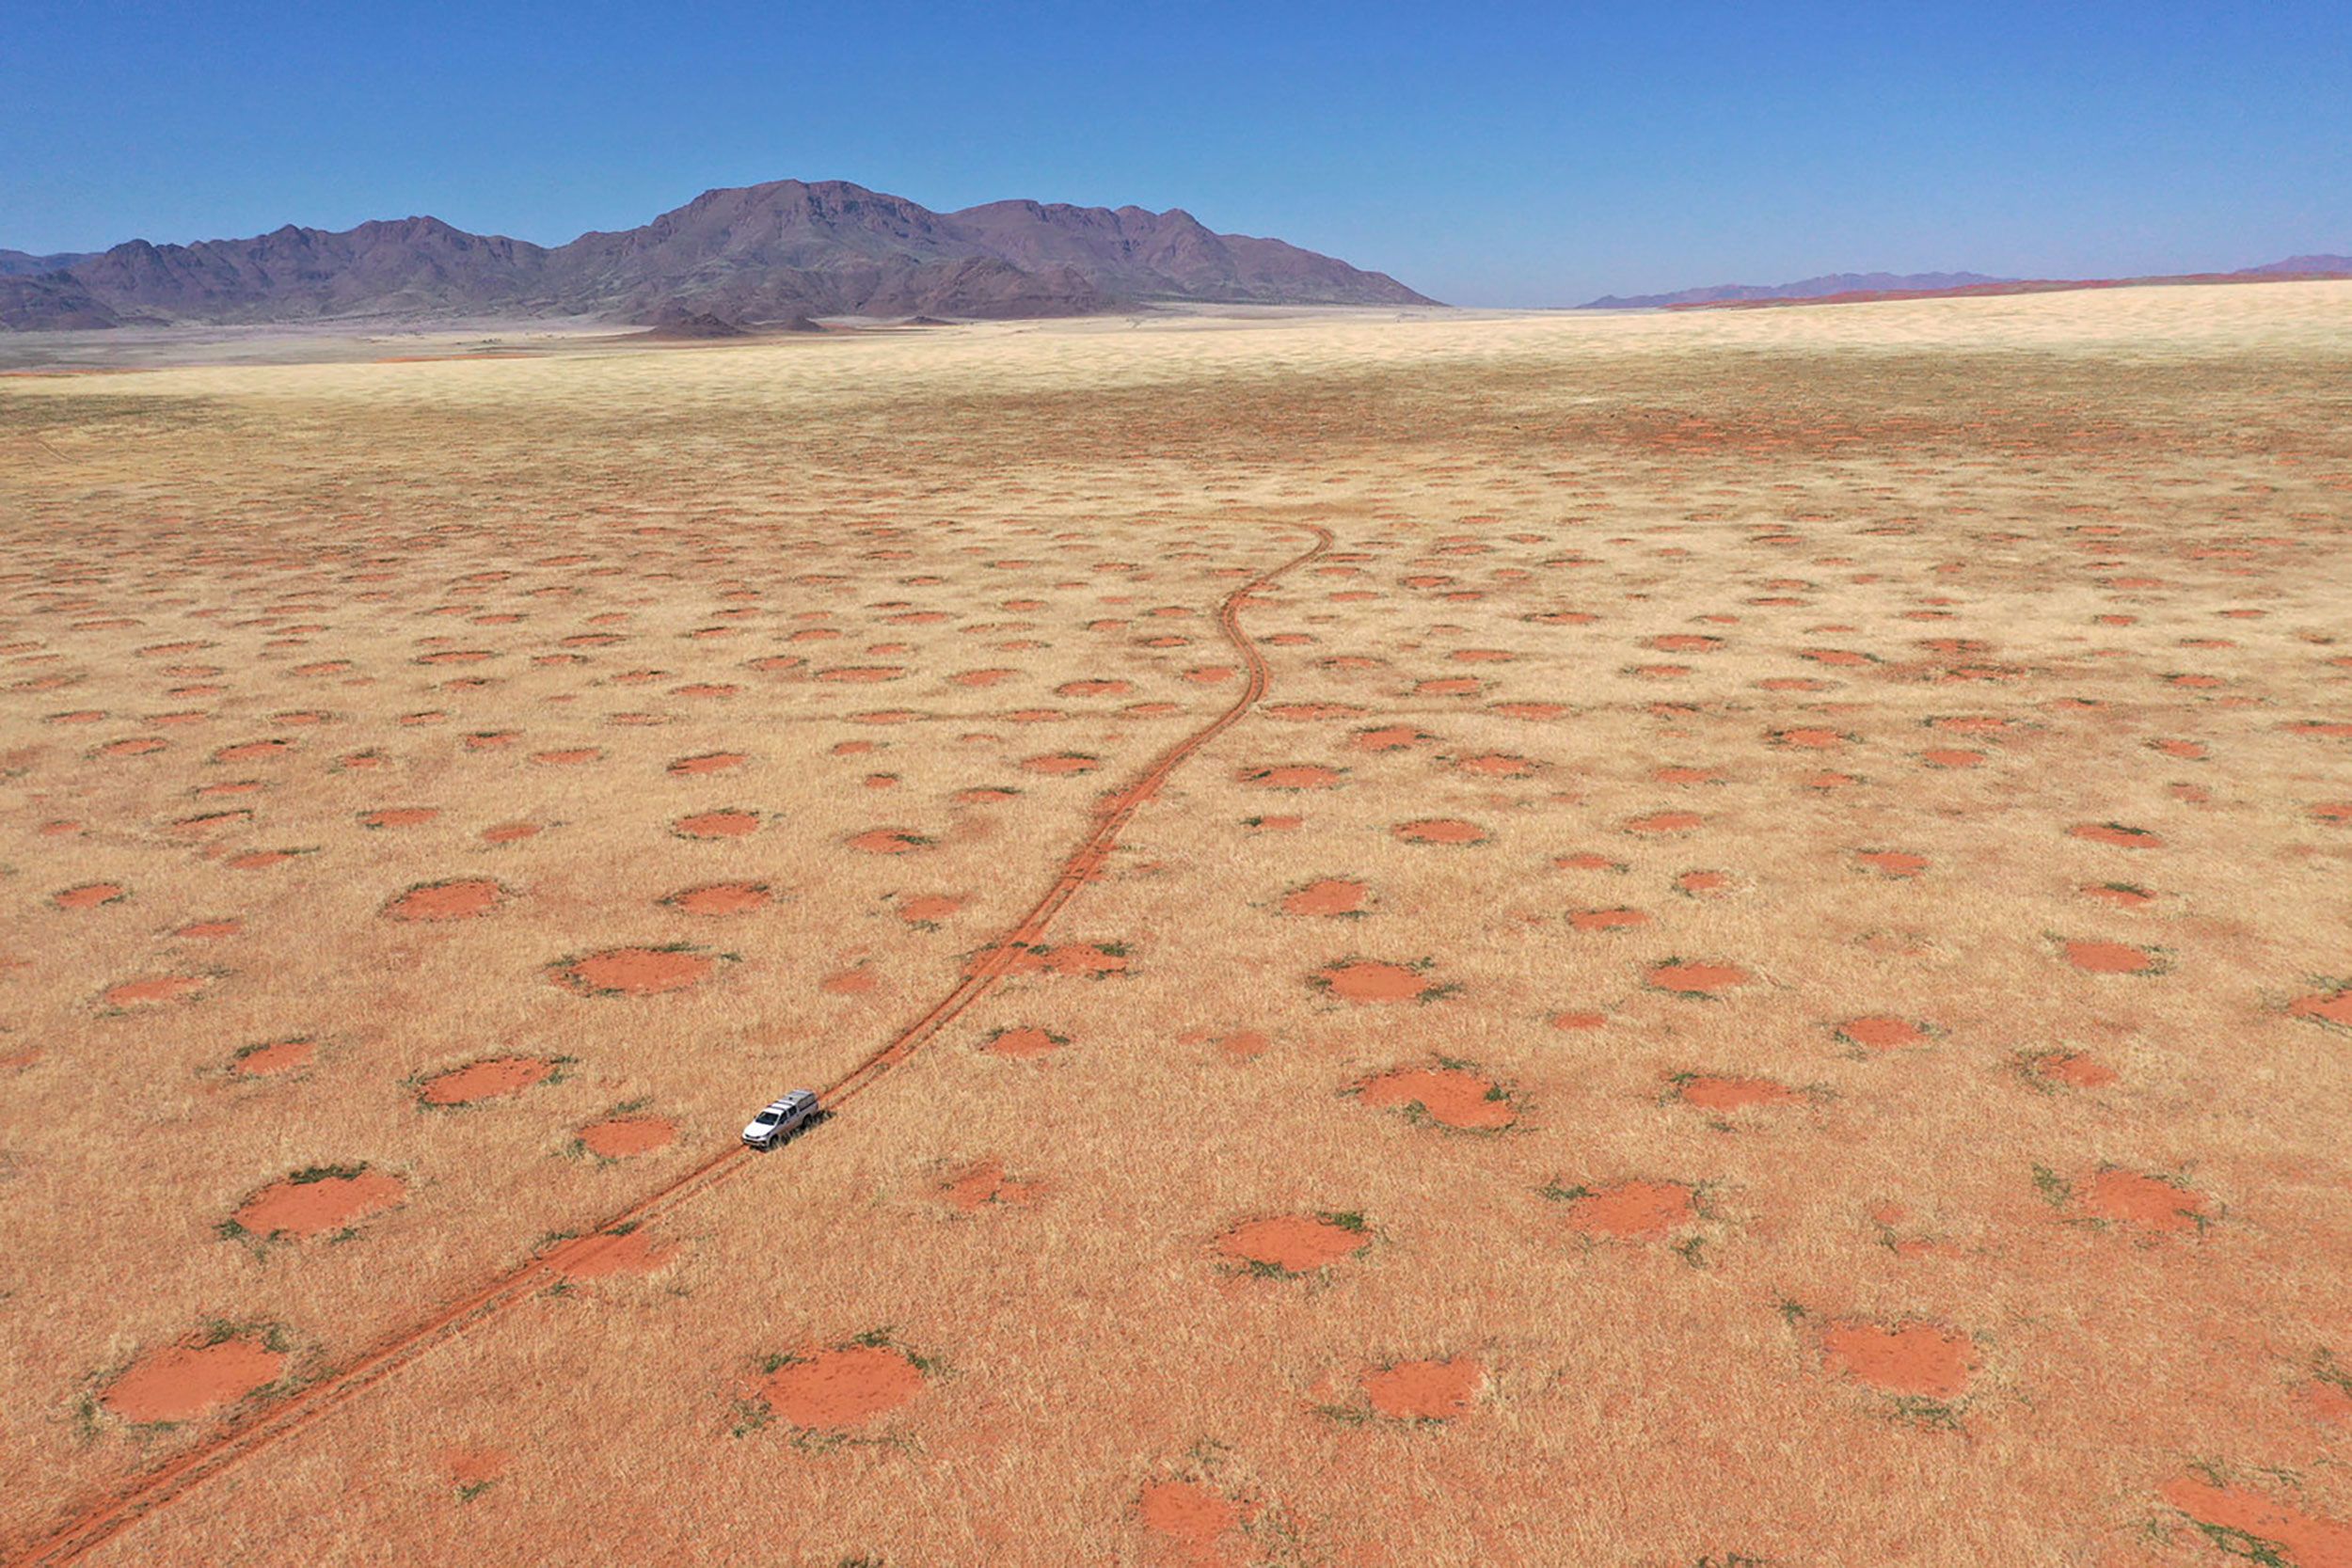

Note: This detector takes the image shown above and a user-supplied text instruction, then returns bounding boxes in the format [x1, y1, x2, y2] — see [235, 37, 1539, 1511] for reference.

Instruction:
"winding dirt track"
[14, 523, 1334, 1568]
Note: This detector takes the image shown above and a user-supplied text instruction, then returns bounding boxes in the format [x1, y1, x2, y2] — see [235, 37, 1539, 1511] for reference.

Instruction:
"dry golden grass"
[3, 282, 2349, 1567]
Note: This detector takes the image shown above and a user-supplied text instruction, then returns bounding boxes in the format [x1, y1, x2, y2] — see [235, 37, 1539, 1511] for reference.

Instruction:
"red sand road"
[11, 522, 1334, 1568]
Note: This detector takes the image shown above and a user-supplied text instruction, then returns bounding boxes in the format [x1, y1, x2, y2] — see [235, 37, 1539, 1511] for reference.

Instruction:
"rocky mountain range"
[1581, 272, 2010, 309]
[0, 180, 1433, 331]
[1582, 257, 2352, 309]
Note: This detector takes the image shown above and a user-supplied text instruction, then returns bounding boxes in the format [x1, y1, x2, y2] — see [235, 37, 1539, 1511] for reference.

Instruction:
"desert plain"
[1, 282, 2349, 1567]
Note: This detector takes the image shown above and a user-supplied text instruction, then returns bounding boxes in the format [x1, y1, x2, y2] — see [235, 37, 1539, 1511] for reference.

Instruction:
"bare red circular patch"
[2078, 1169, 2204, 1233]
[233, 1168, 406, 1240]
[939, 1158, 1045, 1212]
[383, 879, 506, 922]
[1562, 1179, 1695, 1238]
[1647, 960, 1749, 995]
[1394, 818, 1486, 846]
[1217, 1214, 1369, 1273]
[1837, 1016, 1931, 1051]
[848, 828, 929, 854]
[1316, 959, 1441, 1004]
[755, 1344, 924, 1430]
[103, 1335, 285, 1423]
[1821, 1322, 1978, 1399]
[1281, 879, 1369, 916]
[102, 974, 212, 1009]
[420, 1057, 558, 1105]
[1358, 1067, 1514, 1130]
[2062, 939, 2162, 974]
[665, 882, 771, 916]
[554, 947, 717, 996]
[232, 1038, 314, 1076]
[1363, 1357, 1483, 1420]
[1138, 1480, 1243, 1565]
[579, 1116, 675, 1158]
[985, 1025, 1064, 1059]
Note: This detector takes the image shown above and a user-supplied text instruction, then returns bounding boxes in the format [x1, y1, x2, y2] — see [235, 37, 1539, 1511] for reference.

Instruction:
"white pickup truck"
[742, 1089, 820, 1149]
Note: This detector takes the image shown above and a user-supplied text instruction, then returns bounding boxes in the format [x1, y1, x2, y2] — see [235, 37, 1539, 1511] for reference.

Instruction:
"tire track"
[14, 521, 1333, 1568]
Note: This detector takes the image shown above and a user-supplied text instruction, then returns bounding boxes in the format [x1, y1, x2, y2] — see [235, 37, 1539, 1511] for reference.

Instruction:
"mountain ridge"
[0, 179, 1434, 331]
[1581, 258, 2352, 309]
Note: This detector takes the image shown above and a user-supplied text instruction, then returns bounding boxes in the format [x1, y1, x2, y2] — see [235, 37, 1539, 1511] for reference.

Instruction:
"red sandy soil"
[554, 947, 716, 995]
[848, 828, 929, 853]
[938, 1159, 1045, 1212]
[1566, 907, 1651, 930]
[1854, 850, 1929, 877]
[1362, 1357, 1484, 1420]
[1393, 817, 1486, 845]
[102, 1336, 285, 1423]
[665, 882, 771, 916]
[2063, 939, 2163, 974]
[898, 895, 962, 924]
[2026, 1052, 2119, 1088]
[1281, 879, 1369, 916]
[2077, 1169, 2206, 1233]
[417, 1057, 557, 1106]
[231, 1038, 314, 1077]
[668, 752, 748, 774]
[1838, 1015, 1932, 1051]
[382, 879, 505, 922]
[2289, 989, 2352, 1027]
[1820, 1323, 1979, 1399]
[437, 1447, 508, 1490]
[1217, 1030, 1270, 1061]
[100, 974, 212, 1008]
[577, 1116, 675, 1158]
[984, 1026, 1063, 1059]
[1315, 959, 1438, 1003]
[1564, 1180, 1695, 1238]
[1216, 1215, 1368, 1273]
[755, 1345, 924, 1431]
[1243, 764, 1341, 788]
[233, 1170, 407, 1240]
[2157, 1476, 2352, 1568]
[1138, 1480, 1246, 1566]
[1358, 1066, 1516, 1130]
[54, 882, 128, 909]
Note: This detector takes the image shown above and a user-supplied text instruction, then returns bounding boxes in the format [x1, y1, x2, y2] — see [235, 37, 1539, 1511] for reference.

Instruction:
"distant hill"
[1581, 272, 2010, 309]
[0, 248, 97, 277]
[2236, 253, 2352, 276]
[1581, 256, 2352, 310]
[0, 180, 1434, 331]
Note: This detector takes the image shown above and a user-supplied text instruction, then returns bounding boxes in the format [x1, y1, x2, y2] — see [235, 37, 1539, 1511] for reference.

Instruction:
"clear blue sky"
[4, 1, 2346, 306]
